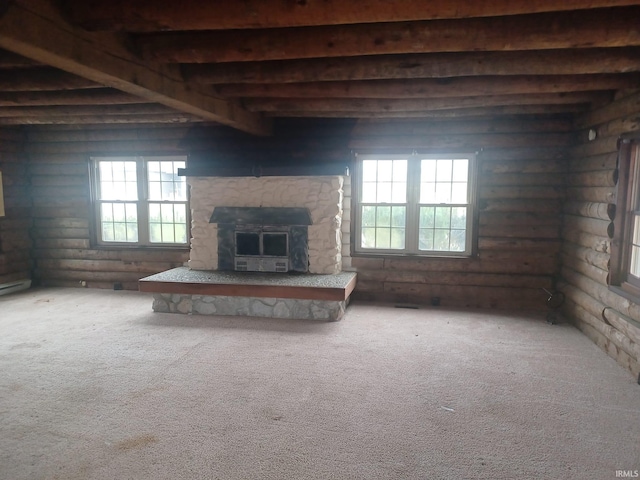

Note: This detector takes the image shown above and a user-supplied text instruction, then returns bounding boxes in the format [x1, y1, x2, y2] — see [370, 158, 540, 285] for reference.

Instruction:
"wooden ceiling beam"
[138, 7, 640, 63]
[244, 92, 613, 113]
[265, 105, 590, 119]
[217, 74, 640, 99]
[0, 114, 205, 125]
[0, 104, 182, 117]
[61, 0, 640, 32]
[0, 88, 150, 107]
[185, 48, 640, 85]
[0, 67, 100, 91]
[0, 0, 270, 135]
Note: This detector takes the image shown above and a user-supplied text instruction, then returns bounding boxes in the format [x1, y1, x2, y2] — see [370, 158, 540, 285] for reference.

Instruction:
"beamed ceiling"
[0, 0, 639, 135]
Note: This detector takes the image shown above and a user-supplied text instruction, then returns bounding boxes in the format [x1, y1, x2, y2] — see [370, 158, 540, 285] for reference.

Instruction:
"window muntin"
[92, 156, 188, 247]
[355, 154, 476, 256]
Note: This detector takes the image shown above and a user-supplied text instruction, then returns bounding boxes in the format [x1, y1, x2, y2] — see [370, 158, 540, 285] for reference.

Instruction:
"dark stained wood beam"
[266, 105, 591, 118]
[0, 49, 40, 68]
[244, 92, 613, 113]
[185, 48, 640, 85]
[0, 67, 100, 91]
[138, 8, 640, 63]
[0, 114, 205, 125]
[0, 104, 183, 117]
[217, 74, 640, 99]
[0, 88, 150, 107]
[0, 0, 270, 135]
[61, 0, 640, 32]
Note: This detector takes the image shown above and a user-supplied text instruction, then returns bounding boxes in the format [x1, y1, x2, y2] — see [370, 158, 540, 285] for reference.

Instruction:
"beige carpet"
[0, 287, 638, 480]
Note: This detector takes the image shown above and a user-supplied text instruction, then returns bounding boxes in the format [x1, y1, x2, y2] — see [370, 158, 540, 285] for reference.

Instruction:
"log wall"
[0, 127, 31, 285]
[25, 124, 191, 289]
[348, 116, 570, 309]
[560, 88, 640, 378]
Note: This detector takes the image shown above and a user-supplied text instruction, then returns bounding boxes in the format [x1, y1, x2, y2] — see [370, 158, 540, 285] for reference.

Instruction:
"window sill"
[609, 285, 640, 306]
[351, 251, 476, 260]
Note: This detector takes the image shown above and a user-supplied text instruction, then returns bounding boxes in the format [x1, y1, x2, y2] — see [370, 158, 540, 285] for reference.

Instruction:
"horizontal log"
[245, 92, 606, 113]
[563, 241, 610, 272]
[594, 113, 640, 138]
[356, 269, 552, 288]
[31, 227, 90, 239]
[0, 271, 31, 285]
[380, 283, 546, 310]
[25, 139, 188, 154]
[350, 132, 571, 150]
[382, 256, 557, 275]
[563, 201, 615, 221]
[562, 254, 609, 284]
[481, 159, 567, 174]
[563, 214, 614, 238]
[138, 8, 640, 63]
[0, 114, 205, 125]
[38, 279, 139, 291]
[480, 186, 564, 200]
[479, 211, 561, 227]
[571, 135, 619, 158]
[33, 238, 91, 249]
[31, 175, 88, 187]
[33, 218, 89, 229]
[602, 308, 640, 347]
[37, 259, 182, 274]
[185, 48, 640, 85]
[34, 268, 148, 283]
[567, 169, 617, 187]
[268, 104, 590, 118]
[478, 199, 562, 214]
[0, 104, 184, 118]
[218, 74, 640, 100]
[479, 173, 565, 187]
[0, 68, 99, 92]
[33, 248, 188, 263]
[562, 228, 610, 253]
[65, 0, 640, 31]
[566, 186, 616, 203]
[477, 238, 562, 252]
[576, 89, 640, 128]
[479, 224, 560, 239]
[29, 163, 90, 176]
[0, 88, 150, 107]
[564, 297, 640, 362]
[351, 117, 573, 136]
[569, 153, 618, 173]
[562, 265, 640, 326]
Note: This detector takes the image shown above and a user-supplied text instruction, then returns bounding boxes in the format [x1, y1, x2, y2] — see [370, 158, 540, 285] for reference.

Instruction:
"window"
[610, 139, 640, 297]
[354, 153, 476, 256]
[91, 156, 189, 246]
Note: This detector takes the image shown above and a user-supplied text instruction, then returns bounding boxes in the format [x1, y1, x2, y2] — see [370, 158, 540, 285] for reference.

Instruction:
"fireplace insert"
[234, 227, 289, 272]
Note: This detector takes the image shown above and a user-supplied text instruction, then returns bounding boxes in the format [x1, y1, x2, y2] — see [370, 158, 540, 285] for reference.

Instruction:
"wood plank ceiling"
[0, 0, 639, 134]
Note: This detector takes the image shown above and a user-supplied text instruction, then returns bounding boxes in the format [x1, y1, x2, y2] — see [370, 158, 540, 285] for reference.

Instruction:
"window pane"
[434, 229, 450, 250]
[451, 182, 468, 203]
[451, 207, 467, 229]
[419, 229, 434, 250]
[376, 206, 391, 227]
[421, 160, 436, 182]
[375, 228, 391, 249]
[391, 228, 405, 249]
[161, 204, 174, 222]
[393, 161, 407, 182]
[113, 223, 127, 242]
[101, 203, 113, 222]
[361, 227, 376, 248]
[112, 203, 125, 221]
[450, 229, 466, 252]
[362, 182, 377, 203]
[377, 182, 392, 203]
[126, 223, 139, 242]
[102, 223, 114, 241]
[435, 182, 452, 203]
[175, 224, 188, 244]
[362, 160, 377, 182]
[150, 223, 162, 243]
[162, 223, 175, 243]
[174, 204, 187, 224]
[362, 206, 376, 227]
[98, 160, 137, 200]
[420, 182, 436, 203]
[420, 207, 435, 229]
[452, 159, 469, 182]
[435, 207, 451, 229]
[436, 159, 453, 182]
[148, 161, 160, 182]
[391, 206, 406, 227]
[377, 160, 393, 181]
[391, 182, 406, 203]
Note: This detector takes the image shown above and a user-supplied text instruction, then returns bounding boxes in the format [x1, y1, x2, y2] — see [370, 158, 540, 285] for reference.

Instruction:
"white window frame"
[353, 152, 477, 257]
[90, 155, 189, 248]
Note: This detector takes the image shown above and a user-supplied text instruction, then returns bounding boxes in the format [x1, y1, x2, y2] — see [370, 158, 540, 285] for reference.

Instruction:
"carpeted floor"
[0, 287, 638, 480]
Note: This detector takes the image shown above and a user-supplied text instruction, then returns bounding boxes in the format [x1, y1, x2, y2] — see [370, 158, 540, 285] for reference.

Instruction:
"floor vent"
[0, 279, 32, 296]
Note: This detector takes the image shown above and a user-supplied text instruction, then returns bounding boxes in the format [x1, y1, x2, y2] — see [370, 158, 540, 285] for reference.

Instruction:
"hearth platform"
[139, 267, 357, 321]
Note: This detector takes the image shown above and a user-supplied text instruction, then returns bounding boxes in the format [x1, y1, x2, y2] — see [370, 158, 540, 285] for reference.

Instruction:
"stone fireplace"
[188, 176, 346, 274]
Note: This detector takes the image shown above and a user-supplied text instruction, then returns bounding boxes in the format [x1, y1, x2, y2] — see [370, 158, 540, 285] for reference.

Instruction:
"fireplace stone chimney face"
[188, 176, 345, 274]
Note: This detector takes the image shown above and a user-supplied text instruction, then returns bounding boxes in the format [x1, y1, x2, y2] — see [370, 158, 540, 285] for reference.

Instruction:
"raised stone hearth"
[139, 267, 357, 321]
